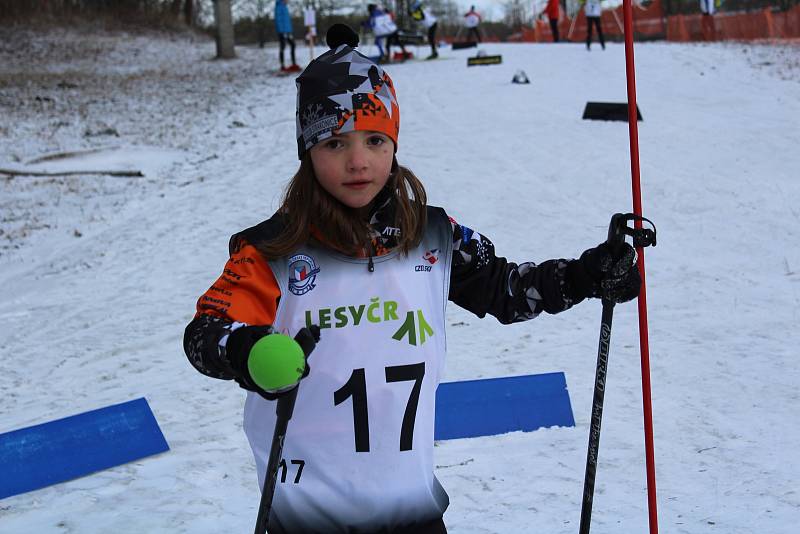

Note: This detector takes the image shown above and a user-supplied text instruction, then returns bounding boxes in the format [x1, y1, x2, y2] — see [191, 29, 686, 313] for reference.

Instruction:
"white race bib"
[244, 208, 453, 532]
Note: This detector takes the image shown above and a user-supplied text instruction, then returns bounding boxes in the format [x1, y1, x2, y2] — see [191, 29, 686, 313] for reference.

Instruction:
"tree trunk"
[213, 0, 236, 59]
[183, 0, 193, 25]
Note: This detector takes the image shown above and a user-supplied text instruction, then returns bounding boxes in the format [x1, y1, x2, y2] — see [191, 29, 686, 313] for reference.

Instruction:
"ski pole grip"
[606, 213, 628, 256]
[247, 326, 320, 394]
[294, 325, 321, 358]
[274, 325, 320, 421]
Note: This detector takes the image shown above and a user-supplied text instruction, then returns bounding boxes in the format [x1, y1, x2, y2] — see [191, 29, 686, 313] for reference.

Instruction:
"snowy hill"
[1, 28, 799, 533]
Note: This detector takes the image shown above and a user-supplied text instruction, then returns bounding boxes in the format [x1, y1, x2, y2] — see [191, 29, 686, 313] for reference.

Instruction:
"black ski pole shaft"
[579, 213, 627, 534]
[254, 387, 298, 534]
[579, 298, 615, 534]
[254, 325, 320, 534]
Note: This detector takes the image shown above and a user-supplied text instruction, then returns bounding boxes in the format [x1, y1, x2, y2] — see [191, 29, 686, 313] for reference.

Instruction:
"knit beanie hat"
[295, 25, 400, 160]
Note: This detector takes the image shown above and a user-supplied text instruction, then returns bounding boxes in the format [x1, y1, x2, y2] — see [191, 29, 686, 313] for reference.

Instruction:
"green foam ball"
[247, 334, 306, 391]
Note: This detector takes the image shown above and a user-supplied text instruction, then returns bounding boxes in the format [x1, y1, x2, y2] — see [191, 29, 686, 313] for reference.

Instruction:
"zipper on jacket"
[366, 241, 375, 272]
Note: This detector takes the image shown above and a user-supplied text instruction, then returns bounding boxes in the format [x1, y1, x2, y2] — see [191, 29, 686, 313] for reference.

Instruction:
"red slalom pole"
[621, 2, 659, 533]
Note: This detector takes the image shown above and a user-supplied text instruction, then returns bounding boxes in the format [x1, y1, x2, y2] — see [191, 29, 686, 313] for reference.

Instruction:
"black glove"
[567, 242, 641, 304]
[225, 325, 281, 399]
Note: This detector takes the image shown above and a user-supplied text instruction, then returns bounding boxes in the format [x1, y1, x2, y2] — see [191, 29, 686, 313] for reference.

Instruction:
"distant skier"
[584, 0, 605, 50]
[275, 0, 300, 72]
[303, 5, 317, 58]
[409, 1, 439, 59]
[543, 0, 561, 42]
[368, 3, 408, 62]
[463, 5, 482, 43]
[184, 23, 641, 534]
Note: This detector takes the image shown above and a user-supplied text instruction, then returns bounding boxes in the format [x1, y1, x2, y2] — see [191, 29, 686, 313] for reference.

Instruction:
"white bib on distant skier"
[303, 7, 316, 27]
[244, 209, 453, 533]
[464, 13, 480, 28]
[699, 0, 715, 15]
[420, 8, 437, 29]
[585, 0, 602, 18]
[372, 13, 398, 37]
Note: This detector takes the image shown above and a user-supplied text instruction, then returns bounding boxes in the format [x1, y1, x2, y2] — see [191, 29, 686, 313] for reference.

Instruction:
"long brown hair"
[254, 155, 428, 260]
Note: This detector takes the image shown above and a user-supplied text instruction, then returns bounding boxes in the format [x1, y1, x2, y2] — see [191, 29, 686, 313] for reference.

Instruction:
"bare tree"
[254, 0, 269, 48]
[170, 0, 195, 24]
[233, 0, 271, 21]
[503, 0, 529, 29]
[184, 0, 195, 24]
[311, 0, 365, 36]
[213, 0, 236, 58]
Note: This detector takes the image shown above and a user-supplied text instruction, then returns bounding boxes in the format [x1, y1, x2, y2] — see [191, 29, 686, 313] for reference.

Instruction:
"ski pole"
[579, 213, 656, 534]
[253, 325, 321, 534]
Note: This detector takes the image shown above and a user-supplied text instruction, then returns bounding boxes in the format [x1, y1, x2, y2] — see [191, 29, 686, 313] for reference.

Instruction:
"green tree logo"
[392, 310, 434, 346]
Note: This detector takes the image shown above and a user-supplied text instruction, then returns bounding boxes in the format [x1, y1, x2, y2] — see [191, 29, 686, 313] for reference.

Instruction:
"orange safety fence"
[667, 6, 800, 41]
[509, 2, 800, 43]
[512, 0, 666, 42]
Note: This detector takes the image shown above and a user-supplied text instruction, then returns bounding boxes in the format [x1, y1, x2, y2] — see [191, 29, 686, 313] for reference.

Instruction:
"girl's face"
[309, 130, 394, 212]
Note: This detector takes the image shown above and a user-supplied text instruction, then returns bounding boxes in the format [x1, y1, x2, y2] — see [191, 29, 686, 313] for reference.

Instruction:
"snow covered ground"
[1, 27, 799, 533]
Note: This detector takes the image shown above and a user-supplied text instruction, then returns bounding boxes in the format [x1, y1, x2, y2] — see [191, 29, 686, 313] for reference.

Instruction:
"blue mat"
[0, 397, 169, 500]
[434, 372, 575, 440]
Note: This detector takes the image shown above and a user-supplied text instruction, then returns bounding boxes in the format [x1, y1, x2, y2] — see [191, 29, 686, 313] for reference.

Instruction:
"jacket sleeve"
[183, 241, 281, 381]
[447, 217, 585, 324]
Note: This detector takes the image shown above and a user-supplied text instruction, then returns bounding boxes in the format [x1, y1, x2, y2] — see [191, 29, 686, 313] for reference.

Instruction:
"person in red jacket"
[543, 0, 561, 42]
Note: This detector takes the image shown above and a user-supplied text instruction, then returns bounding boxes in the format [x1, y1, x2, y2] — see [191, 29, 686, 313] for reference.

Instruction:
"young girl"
[184, 26, 640, 534]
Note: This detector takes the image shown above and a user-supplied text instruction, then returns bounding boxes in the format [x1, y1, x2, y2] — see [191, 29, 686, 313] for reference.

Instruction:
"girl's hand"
[567, 242, 641, 304]
[226, 325, 320, 399]
[225, 325, 313, 400]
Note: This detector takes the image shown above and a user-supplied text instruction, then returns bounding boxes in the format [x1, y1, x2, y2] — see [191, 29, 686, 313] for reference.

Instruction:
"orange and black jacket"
[184, 198, 586, 385]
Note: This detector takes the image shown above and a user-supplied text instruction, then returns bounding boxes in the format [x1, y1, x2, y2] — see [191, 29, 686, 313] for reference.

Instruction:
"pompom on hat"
[295, 24, 400, 160]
